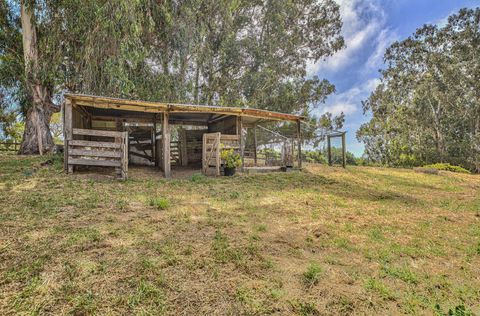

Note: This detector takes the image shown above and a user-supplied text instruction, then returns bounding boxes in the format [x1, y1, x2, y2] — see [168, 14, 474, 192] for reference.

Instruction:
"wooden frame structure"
[63, 94, 305, 179]
[326, 131, 347, 168]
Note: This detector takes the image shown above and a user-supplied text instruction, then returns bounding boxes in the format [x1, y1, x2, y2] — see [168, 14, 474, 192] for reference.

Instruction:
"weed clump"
[303, 262, 323, 286]
[149, 197, 170, 210]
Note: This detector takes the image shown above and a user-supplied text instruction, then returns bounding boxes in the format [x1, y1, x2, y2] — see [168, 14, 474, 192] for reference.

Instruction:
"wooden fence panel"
[0, 142, 20, 152]
[66, 129, 128, 179]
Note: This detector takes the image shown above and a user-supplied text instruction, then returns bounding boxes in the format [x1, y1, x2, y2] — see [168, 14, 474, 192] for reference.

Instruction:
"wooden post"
[64, 99, 73, 173]
[180, 128, 188, 166]
[327, 135, 332, 166]
[342, 132, 346, 168]
[215, 132, 221, 176]
[253, 124, 258, 166]
[153, 116, 157, 166]
[86, 114, 92, 141]
[121, 131, 129, 179]
[162, 112, 171, 178]
[115, 118, 123, 132]
[202, 133, 206, 175]
[238, 116, 244, 171]
[297, 119, 302, 169]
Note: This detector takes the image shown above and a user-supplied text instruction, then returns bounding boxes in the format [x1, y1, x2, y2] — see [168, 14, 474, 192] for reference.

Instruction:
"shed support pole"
[327, 135, 332, 166]
[64, 99, 73, 173]
[153, 116, 157, 167]
[162, 112, 171, 178]
[238, 116, 244, 171]
[297, 119, 302, 169]
[342, 132, 346, 168]
[180, 128, 188, 166]
[253, 124, 258, 167]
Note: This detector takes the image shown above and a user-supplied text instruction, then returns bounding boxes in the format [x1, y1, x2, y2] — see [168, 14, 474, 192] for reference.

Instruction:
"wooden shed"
[62, 94, 304, 179]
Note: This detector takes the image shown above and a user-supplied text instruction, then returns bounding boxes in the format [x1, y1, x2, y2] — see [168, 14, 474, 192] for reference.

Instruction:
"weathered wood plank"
[297, 119, 302, 169]
[69, 140, 121, 149]
[66, 94, 305, 122]
[202, 133, 207, 174]
[238, 117, 244, 171]
[162, 112, 171, 178]
[130, 151, 153, 161]
[73, 128, 124, 138]
[64, 99, 73, 141]
[68, 158, 121, 167]
[122, 131, 129, 179]
[216, 134, 220, 176]
[254, 124, 258, 166]
[64, 100, 73, 172]
[220, 135, 239, 140]
[69, 148, 122, 158]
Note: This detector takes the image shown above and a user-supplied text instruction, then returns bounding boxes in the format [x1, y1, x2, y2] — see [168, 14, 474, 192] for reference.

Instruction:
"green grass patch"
[303, 262, 323, 287]
[149, 197, 170, 210]
[364, 277, 396, 300]
[423, 163, 471, 174]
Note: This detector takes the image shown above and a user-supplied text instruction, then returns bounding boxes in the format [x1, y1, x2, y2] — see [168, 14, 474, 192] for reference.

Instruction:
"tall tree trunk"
[474, 115, 480, 173]
[428, 98, 445, 162]
[194, 56, 200, 104]
[19, 0, 57, 155]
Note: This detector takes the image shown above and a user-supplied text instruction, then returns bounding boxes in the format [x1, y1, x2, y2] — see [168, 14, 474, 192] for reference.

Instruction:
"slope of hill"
[0, 154, 479, 315]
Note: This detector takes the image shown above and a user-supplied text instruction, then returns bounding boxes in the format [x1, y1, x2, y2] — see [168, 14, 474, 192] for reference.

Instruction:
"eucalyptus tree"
[1, 0, 344, 154]
[1, 0, 154, 153]
[0, 0, 55, 153]
[358, 8, 480, 172]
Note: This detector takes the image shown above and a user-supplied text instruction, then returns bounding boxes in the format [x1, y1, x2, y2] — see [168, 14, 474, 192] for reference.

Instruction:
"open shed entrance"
[63, 94, 304, 179]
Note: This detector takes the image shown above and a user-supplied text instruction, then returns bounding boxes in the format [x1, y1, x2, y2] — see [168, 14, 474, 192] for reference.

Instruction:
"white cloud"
[323, 103, 357, 116]
[433, 9, 458, 28]
[365, 28, 398, 71]
[320, 78, 380, 116]
[307, 0, 397, 76]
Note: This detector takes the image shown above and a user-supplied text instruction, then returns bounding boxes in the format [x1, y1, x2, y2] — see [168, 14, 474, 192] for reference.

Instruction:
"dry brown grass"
[0, 154, 479, 315]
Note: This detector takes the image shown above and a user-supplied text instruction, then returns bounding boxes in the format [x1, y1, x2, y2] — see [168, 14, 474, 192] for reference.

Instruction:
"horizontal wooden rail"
[69, 148, 122, 158]
[73, 128, 125, 138]
[69, 158, 122, 167]
[69, 140, 121, 149]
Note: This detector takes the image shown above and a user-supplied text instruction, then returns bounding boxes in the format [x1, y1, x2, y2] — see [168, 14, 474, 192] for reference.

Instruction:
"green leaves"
[358, 8, 480, 172]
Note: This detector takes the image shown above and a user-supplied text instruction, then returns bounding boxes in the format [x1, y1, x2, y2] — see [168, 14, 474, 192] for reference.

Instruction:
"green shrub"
[220, 148, 242, 168]
[422, 163, 471, 174]
[149, 198, 170, 210]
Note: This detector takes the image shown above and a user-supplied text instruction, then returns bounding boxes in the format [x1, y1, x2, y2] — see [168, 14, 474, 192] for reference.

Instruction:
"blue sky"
[308, 0, 480, 156]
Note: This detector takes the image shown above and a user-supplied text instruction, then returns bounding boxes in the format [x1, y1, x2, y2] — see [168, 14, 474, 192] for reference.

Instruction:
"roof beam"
[66, 94, 304, 122]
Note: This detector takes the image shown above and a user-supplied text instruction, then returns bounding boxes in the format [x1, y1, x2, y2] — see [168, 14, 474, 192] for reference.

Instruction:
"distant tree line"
[357, 8, 480, 173]
[0, 0, 344, 154]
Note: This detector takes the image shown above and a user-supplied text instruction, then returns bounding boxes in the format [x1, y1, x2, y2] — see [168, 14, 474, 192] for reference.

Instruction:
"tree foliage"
[357, 8, 480, 172]
[0, 0, 344, 119]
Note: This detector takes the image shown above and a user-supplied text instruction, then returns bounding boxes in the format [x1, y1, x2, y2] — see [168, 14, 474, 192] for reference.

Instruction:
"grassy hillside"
[0, 154, 479, 315]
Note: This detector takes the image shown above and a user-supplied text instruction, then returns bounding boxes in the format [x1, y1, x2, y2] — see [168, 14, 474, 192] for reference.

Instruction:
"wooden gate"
[65, 128, 129, 179]
[202, 133, 240, 176]
[202, 132, 221, 176]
